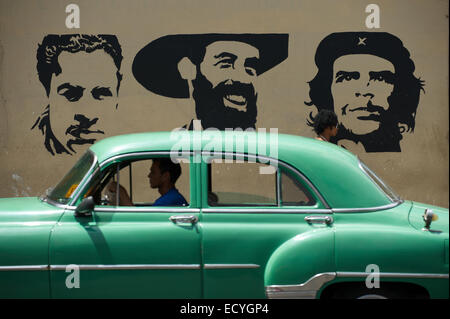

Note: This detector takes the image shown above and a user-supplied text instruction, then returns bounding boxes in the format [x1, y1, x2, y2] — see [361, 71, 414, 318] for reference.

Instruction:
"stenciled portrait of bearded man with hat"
[133, 33, 289, 131]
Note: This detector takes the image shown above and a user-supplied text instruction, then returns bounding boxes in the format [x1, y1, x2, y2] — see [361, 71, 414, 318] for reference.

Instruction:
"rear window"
[359, 160, 400, 203]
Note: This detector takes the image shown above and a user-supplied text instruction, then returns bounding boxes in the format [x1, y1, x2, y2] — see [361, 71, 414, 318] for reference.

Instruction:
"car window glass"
[131, 158, 190, 206]
[280, 169, 316, 206]
[208, 161, 277, 206]
[48, 151, 96, 204]
[96, 157, 190, 207]
[359, 160, 399, 202]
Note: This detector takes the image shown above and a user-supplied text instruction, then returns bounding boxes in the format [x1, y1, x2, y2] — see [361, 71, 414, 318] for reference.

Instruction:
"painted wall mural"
[305, 32, 424, 152]
[132, 34, 289, 130]
[32, 34, 123, 155]
[0, 0, 447, 207]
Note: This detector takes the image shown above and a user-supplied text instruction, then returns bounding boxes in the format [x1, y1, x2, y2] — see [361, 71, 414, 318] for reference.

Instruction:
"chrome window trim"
[65, 151, 406, 214]
[266, 271, 450, 299]
[100, 151, 194, 170]
[70, 151, 194, 209]
[202, 208, 333, 214]
[358, 159, 401, 203]
[203, 151, 330, 209]
[331, 200, 403, 213]
[42, 197, 70, 209]
[92, 207, 200, 213]
[204, 264, 260, 269]
[68, 150, 99, 206]
[276, 167, 281, 207]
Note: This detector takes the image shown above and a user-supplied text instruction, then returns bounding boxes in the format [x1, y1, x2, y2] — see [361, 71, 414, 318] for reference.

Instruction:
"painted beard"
[191, 72, 258, 130]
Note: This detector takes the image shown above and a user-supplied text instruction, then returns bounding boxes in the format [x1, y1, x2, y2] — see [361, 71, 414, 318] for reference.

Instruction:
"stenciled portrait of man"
[32, 34, 123, 155]
[132, 33, 288, 130]
[306, 32, 424, 152]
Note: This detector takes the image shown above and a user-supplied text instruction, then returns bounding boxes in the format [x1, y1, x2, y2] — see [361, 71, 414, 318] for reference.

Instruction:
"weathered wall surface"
[0, 0, 448, 207]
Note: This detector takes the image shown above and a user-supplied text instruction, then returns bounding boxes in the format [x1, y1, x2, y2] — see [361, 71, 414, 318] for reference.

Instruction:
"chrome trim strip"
[331, 200, 403, 213]
[92, 207, 200, 213]
[0, 265, 49, 271]
[204, 264, 260, 269]
[276, 168, 281, 207]
[202, 208, 332, 214]
[100, 151, 194, 169]
[336, 272, 450, 279]
[44, 198, 70, 209]
[50, 264, 201, 270]
[266, 273, 336, 299]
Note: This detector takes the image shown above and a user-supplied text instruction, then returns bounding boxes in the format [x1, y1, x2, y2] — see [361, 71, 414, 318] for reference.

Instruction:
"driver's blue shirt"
[153, 187, 188, 206]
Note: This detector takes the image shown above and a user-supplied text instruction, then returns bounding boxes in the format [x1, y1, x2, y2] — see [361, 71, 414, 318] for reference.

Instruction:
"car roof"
[89, 131, 393, 209]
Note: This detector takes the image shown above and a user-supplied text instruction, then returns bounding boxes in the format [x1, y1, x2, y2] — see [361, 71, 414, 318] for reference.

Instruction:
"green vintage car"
[0, 131, 448, 299]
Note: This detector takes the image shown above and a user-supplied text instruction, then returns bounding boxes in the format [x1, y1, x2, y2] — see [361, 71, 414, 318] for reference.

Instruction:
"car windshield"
[47, 151, 97, 205]
[359, 160, 400, 203]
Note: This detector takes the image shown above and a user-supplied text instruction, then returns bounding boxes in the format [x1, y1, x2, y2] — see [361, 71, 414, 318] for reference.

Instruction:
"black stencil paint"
[32, 34, 123, 156]
[133, 34, 289, 130]
[305, 32, 424, 152]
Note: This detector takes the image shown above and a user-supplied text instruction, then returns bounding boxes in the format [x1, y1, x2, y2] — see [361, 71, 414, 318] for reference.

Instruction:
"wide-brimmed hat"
[132, 33, 289, 98]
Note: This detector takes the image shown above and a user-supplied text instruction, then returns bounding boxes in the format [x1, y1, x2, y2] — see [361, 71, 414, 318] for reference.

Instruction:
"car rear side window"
[207, 159, 317, 207]
[359, 160, 400, 203]
[209, 161, 277, 206]
[280, 169, 316, 206]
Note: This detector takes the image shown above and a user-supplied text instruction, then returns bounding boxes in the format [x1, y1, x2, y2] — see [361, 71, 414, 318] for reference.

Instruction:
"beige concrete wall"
[0, 0, 448, 207]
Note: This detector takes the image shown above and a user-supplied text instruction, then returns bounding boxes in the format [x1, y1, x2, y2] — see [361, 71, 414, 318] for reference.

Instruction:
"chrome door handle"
[304, 215, 333, 225]
[169, 215, 198, 224]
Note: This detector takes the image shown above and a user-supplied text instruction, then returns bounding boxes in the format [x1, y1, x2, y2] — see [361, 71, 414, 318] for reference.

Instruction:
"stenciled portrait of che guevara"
[132, 33, 289, 131]
[306, 32, 424, 152]
[32, 34, 123, 156]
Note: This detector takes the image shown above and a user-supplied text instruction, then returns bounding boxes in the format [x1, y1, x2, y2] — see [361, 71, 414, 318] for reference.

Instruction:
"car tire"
[329, 283, 408, 299]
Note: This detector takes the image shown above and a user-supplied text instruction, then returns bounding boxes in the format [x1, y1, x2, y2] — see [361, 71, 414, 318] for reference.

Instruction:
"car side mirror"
[75, 196, 95, 217]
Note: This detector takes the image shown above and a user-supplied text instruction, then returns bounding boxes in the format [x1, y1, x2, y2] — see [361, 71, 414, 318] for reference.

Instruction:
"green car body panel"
[0, 197, 64, 298]
[0, 131, 448, 298]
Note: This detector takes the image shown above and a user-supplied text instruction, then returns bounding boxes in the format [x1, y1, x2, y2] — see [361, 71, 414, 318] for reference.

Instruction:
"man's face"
[148, 161, 164, 189]
[192, 41, 260, 130]
[49, 50, 118, 152]
[331, 54, 395, 135]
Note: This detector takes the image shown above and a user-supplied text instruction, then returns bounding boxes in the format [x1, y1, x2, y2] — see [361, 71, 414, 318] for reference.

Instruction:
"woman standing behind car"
[313, 110, 339, 142]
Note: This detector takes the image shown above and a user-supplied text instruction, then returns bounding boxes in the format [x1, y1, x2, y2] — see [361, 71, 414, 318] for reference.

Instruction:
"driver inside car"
[106, 158, 188, 206]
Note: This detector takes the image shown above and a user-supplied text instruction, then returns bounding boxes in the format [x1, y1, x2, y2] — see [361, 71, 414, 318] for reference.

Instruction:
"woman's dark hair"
[313, 110, 338, 135]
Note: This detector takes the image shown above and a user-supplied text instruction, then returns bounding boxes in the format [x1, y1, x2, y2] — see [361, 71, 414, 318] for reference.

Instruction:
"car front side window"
[48, 150, 97, 205]
[91, 156, 191, 208]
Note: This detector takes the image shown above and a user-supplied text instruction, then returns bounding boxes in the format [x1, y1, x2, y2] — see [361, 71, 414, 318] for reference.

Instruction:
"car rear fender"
[264, 226, 335, 297]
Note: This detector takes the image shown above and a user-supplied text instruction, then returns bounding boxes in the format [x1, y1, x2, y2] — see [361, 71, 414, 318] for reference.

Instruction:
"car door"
[49, 152, 202, 298]
[200, 153, 335, 298]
